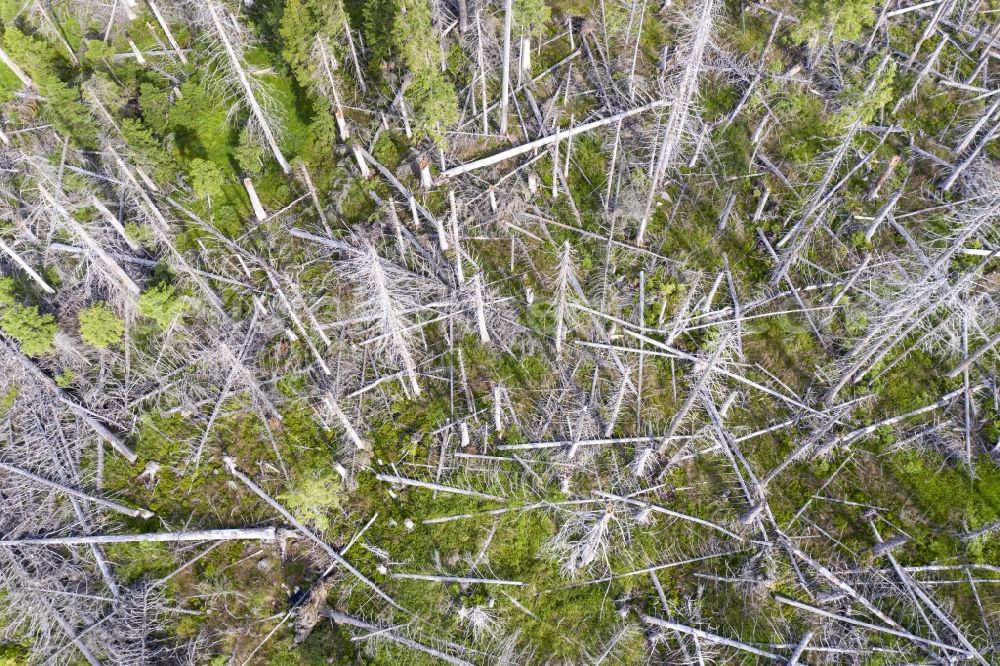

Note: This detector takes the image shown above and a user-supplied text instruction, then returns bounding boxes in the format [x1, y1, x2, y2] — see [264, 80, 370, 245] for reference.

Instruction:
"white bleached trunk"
[146, 0, 188, 64]
[38, 187, 140, 295]
[636, 0, 715, 245]
[499, 0, 513, 134]
[0, 462, 152, 519]
[376, 473, 503, 500]
[0, 45, 33, 87]
[91, 195, 140, 251]
[0, 527, 277, 546]
[317, 40, 350, 141]
[351, 144, 372, 179]
[472, 274, 490, 343]
[206, 2, 290, 173]
[642, 616, 784, 661]
[448, 190, 464, 283]
[0, 238, 54, 293]
[520, 36, 531, 74]
[324, 396, 367, 449]
[224, 455, 403, 610]
[441, 100, 669, 178]
[243, 177, 267, 221]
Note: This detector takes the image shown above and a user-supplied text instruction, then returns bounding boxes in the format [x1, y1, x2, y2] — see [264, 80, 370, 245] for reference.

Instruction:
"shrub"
[54, 369, 74, 387]
[0, 277, 14, 306]
[139, 284, 185, 329]
[1, 304, 56, 356]
[791, 0, 876, 44]
[79, 302, 124, 348]
[188, 158, 227, 202]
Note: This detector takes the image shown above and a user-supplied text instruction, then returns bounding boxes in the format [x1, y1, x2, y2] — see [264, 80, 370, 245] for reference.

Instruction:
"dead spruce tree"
[186, 0, 290, 172]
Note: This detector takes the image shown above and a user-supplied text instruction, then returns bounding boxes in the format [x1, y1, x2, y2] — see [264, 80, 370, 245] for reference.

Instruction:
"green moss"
[278, 469, 343, 532]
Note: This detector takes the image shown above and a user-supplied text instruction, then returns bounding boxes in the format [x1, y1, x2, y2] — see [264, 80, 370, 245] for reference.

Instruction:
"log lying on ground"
[376, 473, 504, 501]
[440, 100, 670, 178]
[594, 491, 745, 541]
[0, 462, 153, 519]
[960, 520, 1000, 541]
[872, 534, 910, 556]
[947, 330, 1000, 378]
[205, 2, 290, 173]
[869, 521, 989, 666]
[321, 609, 475, 666]
[641, 615, 784, 660]
[145, 0, 188, 64]
[38, 185, 141, 295]
[773, 594, 971, 655]
[787, 630, 814, 666]
[0, 44, 32, 87]
[1, 337, 138, 463]
[356, 147, 441, 233]
[390, 573, 524, 586]
[0, 237, 55, 294]
[499, 0, 513, 135]
[0, 527, 277, 546]
[324, 396, 367, 449]
[834, 386, 969, 449]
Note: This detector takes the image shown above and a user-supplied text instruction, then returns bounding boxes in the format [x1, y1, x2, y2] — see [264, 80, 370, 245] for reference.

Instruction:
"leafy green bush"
[514, 0, 551, 35]
[54, 369, 74, 388]
[790, 0, 876, 44]
[1, 304, 57, 356]
[0, 278, 14, 306]
[79, 302, 124, 348]
[139, 284, 185, 329]
[188, 158, 227, 202]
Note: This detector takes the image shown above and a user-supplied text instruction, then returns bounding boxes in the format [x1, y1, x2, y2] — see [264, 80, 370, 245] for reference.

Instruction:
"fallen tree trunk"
[389, 573, 523, 585]
[641, 615, 784, 660]
[0, 44, 33, 87]
[321, 610, 474, 666]
[594, 491, 744, 541]
[774, 594, 970, 655]
[947, 330, 1000, 378]
[440, 100, 670, 178]
[1, 337, 138, 463]
[145, 0, 188, 64]
[787, 630, 814, 666]
[0, 237, 55, 294]
[0, 462, 153, 519]
[375, 473, 504, 501]
[0, 527, 277, 546]
[499, 0, 513, 134]
[324, 396, 367, 449]
[206, 2, 290, 173]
